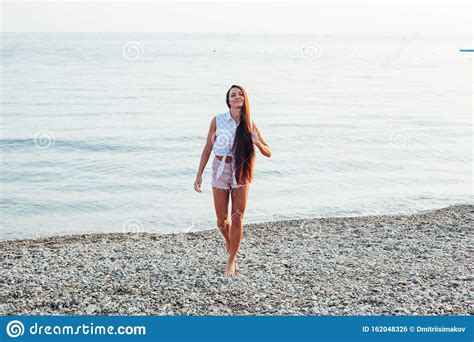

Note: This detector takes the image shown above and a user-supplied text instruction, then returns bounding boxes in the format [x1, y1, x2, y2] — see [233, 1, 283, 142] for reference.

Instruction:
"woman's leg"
[212, 187, 231, 254]
[226, 184, 250, 277]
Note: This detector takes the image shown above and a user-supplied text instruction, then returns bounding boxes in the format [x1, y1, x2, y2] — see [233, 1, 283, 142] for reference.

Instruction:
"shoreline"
[2, 203, 472, 244]
[1, 204, 472, 315]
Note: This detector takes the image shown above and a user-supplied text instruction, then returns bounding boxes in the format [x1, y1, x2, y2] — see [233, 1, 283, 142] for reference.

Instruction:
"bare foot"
[224, 259, 237, 277]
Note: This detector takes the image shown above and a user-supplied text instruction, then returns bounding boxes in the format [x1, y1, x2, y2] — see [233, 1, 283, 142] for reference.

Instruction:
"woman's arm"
[194, 117, 216, 192]
[251, 122, 272, 158]
[197, 117, 216, 177]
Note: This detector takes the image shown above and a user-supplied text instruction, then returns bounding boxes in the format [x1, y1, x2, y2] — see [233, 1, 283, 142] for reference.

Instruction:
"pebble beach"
[1, 204, 472, 316]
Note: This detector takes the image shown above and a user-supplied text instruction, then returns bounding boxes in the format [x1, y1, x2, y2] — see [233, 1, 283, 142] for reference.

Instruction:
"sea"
[1, 32, 472, 240]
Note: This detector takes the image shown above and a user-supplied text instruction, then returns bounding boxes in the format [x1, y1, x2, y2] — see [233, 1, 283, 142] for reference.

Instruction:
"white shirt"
[212, 110, 255, 184]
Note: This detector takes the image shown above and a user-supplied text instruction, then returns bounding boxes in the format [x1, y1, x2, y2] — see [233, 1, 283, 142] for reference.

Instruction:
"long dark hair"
[226, 85, 255, 185]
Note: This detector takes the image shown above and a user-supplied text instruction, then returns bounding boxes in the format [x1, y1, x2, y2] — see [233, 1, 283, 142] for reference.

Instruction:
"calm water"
[1, 33, 472, 240]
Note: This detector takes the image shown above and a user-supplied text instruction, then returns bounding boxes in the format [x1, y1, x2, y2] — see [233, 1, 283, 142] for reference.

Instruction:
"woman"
[194, 85, 272, 277]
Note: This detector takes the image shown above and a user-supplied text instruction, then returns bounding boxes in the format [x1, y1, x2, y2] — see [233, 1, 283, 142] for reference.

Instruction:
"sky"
[1, 1, 472, 34]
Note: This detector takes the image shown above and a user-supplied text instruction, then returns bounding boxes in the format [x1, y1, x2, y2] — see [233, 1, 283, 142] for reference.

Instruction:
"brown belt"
[216, 155, 233, 163]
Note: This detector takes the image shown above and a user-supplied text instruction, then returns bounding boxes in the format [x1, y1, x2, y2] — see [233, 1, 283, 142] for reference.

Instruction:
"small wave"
[0, 138, 156, 153]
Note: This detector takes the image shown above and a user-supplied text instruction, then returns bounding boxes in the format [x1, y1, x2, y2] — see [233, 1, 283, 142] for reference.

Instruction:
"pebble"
[0, 204, 472, 315]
